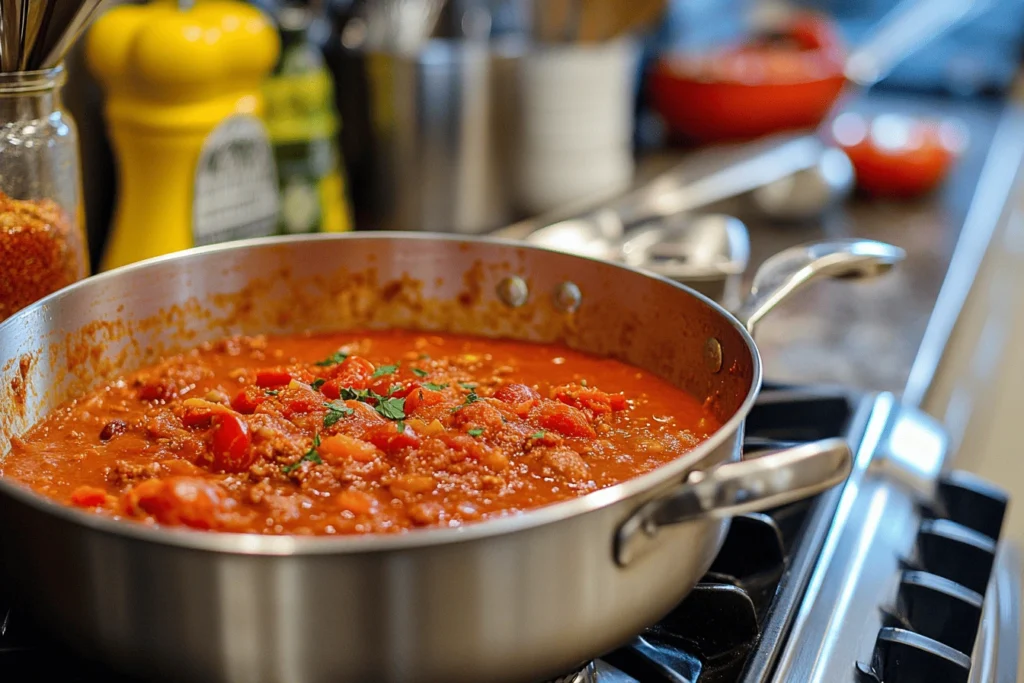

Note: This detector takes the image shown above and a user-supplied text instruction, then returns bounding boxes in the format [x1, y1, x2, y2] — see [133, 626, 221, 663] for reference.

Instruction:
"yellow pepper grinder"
[87, 0, 281, 271]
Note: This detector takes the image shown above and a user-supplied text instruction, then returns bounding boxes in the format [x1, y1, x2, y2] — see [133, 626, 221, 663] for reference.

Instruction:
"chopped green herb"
[340, 387, 371, 401]
[451, 391, 480, 413]
[310, 378, 326, 391]
[459, 382, 477, 390]
[323, 401, 354, 428]
[580, 379, 588, 387]
[530, 430, 546, 439]
[283, 434, 323, 473]
[422, 382, 449, 391]
[411, 367, 428, 378]
[387, 383, 403, 396]
[370, 363, 399, 379]
[315, 351, 348, 367]
[396, 420, 406, 433]
[468, 428, 484, 437]
[264, 389, 279, 396]
[375, 395, 406, 421]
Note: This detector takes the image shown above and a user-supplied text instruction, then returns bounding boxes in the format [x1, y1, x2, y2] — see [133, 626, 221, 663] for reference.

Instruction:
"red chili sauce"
[1, 332, 719, 535]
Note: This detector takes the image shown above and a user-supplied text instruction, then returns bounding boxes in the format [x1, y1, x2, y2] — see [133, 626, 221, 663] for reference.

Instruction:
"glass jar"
[0, 65, 88, 323]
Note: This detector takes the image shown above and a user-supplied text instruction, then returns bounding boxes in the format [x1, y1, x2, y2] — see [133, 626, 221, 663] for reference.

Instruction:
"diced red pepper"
[255, 368, 292, 387]
[363, 423, 422, 455]
[210, 412, 253, 472]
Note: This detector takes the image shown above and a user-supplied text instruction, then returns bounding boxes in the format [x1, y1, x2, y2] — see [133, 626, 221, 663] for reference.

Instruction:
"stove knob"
[935, 471, 1008, 541]
[871, 627, 971, 683]
[915, 518, 996, 595]
[893, 570, 983, 655]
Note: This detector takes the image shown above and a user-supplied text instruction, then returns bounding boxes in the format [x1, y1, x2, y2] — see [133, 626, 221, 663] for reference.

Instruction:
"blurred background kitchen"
[10, 0, 1024, 613]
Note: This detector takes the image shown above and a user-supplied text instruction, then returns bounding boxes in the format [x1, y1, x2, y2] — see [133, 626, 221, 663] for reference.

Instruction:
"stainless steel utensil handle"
[733, 238, 906, 334]
[615, 437, 852, 567]
[844, 0, 984, 88]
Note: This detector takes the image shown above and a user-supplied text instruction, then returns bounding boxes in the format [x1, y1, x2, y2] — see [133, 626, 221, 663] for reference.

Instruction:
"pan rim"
[0, 232, 763, 556]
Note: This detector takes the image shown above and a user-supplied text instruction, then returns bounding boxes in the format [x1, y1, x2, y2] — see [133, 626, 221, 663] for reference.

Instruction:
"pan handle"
[732, 238, 905, 334]
[614, 437, 852, 567]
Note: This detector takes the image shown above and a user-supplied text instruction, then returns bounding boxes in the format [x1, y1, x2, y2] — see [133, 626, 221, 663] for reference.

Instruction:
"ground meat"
[106, 460, 163, 487]
[533, 446, 590, 482]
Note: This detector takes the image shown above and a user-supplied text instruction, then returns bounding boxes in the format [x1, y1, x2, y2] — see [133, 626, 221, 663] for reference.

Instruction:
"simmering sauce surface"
[2, 332, 719, 535]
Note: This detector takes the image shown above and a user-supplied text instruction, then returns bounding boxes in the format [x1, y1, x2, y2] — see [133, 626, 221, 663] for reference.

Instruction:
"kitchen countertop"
[563, 91, 1024, 399]
[717, 92, 1024, 397]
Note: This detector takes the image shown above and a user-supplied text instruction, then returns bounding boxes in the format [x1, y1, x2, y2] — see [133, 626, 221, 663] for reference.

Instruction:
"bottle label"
[193, 115, 280, 247]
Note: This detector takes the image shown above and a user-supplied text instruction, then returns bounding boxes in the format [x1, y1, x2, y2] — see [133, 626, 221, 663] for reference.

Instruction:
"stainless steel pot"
[0, 234, 902, 683]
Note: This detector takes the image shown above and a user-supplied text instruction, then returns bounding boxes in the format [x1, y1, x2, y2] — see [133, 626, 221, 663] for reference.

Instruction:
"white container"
[513, 38, 639, 214]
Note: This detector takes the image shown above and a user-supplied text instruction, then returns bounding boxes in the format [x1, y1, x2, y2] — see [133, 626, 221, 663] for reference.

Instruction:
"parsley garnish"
[468, 428, 484, 437]
[310, 378, 326, 391]
[396, 420, 406, 433]
[375, 395, 406, 420]
[315, 351, 348, 367]
[371, 363, 399, 379]
[422, 382, 448, 391]
[337, 387, 407, 421]
[323, 401, 354, 427]
[340, 387, 371, 401]
[264, 389, 279, 396]
[387, 383, 402, 396]
[530, 430, 546, 439]
[459, 382, 477, 390]
[451, 391, 479, 412]
[283, 434, 323, 473]
[411, 368, 428, 378]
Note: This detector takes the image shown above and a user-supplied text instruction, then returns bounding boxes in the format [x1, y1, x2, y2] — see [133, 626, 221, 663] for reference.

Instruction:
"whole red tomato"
[831, 113, 966, 198]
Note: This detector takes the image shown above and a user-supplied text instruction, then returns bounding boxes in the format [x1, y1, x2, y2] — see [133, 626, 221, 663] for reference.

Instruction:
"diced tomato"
[332, 356, 375, 384]
[370, 379, 402, 397]
[231, 386, 266, 414]
[70, 485, 108, 508]
[121, 477, 229, 530]
[534, 401, 596, 438]
[450, 401, 505, 432]
[210, 412, 253, 472]
[404, 387, 445, 414]
[363, 423, 422, 455]
[319, 378, 343, 400]
[282, 387, 322, 416]
[318, 434, 379, 464]
[336, 489, 377, 515]
[255, 368, 292, 387]
[494, 383, 540, 404]
[494, 383, 540, 417]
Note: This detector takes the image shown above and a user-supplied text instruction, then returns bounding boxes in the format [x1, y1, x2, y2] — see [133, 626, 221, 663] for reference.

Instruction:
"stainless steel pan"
[0, 233, 902, 683]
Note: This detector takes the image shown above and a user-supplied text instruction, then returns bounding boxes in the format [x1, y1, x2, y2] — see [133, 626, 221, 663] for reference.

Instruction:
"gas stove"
[0, 384, 1017, 683]
[552, 383, 1019, 683]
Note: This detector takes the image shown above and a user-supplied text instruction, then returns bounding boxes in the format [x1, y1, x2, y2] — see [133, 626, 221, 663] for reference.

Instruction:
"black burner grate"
[592, 384, 867, 683]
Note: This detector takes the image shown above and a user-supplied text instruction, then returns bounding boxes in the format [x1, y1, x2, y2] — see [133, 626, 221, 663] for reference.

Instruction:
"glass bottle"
[0, 65, 88, 323]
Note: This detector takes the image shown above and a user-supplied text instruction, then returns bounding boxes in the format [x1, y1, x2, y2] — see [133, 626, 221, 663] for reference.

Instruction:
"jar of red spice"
[0, 66, 88, 323]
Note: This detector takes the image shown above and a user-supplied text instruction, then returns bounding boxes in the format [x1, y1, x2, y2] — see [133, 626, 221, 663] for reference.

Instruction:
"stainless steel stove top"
[1, 385, 1017, 682]
[557, 386, 1019, 683]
